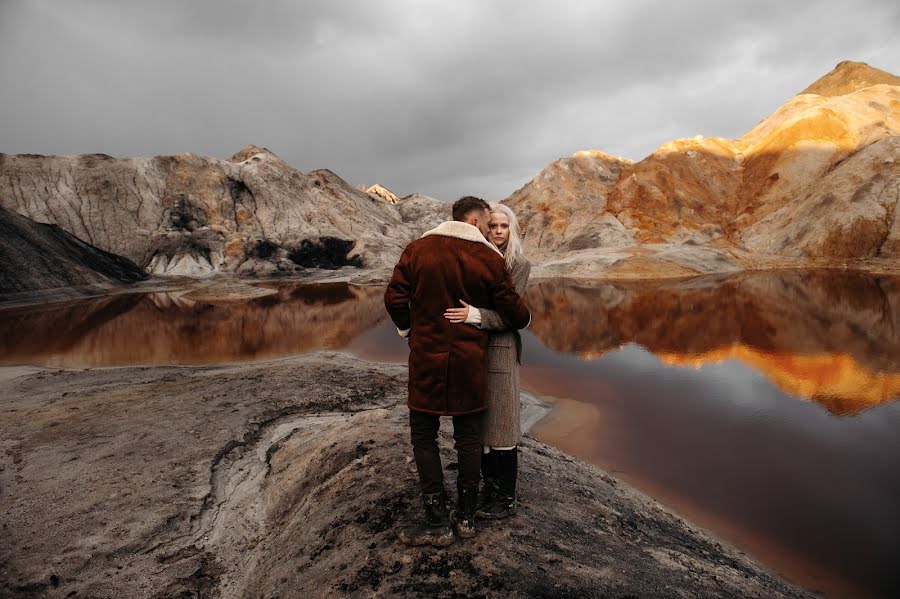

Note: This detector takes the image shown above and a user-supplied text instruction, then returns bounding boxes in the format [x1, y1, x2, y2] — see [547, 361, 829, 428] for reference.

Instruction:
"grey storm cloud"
[1, 0, 898, 200]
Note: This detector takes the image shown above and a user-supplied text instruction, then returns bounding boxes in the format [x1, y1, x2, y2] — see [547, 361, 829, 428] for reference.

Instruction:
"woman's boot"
[477, 449, 499, 512]
[476, 447, 517, 519]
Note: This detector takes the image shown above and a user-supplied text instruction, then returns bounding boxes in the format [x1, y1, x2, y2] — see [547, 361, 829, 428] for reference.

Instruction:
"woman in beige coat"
[444, 203, 530, 519]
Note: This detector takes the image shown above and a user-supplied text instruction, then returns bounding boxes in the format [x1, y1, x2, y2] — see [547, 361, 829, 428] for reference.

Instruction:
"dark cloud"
[2, 0, 898, 200]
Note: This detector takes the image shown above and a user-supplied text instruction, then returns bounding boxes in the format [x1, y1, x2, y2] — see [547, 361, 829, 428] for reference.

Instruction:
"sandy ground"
[0, 353, 813, 598]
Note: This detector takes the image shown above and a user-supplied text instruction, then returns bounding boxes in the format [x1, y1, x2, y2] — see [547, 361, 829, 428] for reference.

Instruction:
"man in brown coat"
[384, 196, 531, 544]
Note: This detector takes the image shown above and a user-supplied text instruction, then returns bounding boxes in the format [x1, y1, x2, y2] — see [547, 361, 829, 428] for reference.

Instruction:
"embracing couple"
[384, 196, 531, 546]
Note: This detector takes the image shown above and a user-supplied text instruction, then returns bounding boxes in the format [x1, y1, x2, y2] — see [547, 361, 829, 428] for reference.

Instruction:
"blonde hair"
[489, 203, 526, 270]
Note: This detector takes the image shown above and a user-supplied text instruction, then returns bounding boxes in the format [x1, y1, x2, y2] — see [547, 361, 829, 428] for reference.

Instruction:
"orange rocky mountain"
[503, 150, 635, 259]
[506, 61, 900, 279]
[798, 60, 900, 97]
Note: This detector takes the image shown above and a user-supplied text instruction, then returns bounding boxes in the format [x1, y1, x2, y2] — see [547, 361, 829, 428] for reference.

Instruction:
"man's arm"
[384, 245, 413, 337]
[468, 260, 531, 331]
[488, 262, 531, 330]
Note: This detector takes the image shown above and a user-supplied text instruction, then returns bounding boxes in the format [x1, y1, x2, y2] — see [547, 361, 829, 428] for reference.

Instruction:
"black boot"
[399, 491, 454, 547]
[424, 490, 450, 527]
[477, 449, 499, 512]
[477, 447, 518, 519]
[450, 486, 478, 538]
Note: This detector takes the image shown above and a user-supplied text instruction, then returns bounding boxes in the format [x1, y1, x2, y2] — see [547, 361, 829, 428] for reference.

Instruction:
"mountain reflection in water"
[519, 270, 900, 598]
[525, 269, 900, 415]
[0, 282, 386, 366]
[1, 271, 899, 597]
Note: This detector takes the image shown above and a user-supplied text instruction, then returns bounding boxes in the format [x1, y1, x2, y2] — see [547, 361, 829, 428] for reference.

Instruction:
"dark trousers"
[409, 409, 483, 495]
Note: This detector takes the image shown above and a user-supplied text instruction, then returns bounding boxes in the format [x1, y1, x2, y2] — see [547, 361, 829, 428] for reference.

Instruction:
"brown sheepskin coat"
[384, 221, 531, 416]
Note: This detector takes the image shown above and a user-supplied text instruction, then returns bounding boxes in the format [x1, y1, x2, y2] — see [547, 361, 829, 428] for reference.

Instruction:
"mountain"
[608, 79, 900, 239]
[0, 146, 445, 278]
[798, 60, 900, 97]
[505, 150, 635, 259]
[0, 203, 147, 297]
[506, 61, 900, 278]
[2, 62, 897, 287]
[393, 192, 448, 232]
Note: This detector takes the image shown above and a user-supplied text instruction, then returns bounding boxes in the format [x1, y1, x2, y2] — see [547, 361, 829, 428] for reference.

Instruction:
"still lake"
[2, 270, 899, 597]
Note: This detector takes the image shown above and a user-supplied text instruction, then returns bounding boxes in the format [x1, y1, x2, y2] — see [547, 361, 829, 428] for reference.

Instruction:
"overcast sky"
[2, 1, 898, 200]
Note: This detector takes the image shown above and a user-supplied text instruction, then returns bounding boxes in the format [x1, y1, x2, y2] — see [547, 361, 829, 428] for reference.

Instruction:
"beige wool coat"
[477, 256, 531, 447]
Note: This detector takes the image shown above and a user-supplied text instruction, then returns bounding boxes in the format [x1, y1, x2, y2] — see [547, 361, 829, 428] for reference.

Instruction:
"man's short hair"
[452, 196, 490, 222]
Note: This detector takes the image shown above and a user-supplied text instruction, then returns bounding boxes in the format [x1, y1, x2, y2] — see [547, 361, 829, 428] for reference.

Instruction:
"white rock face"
[0, 146, 447, 276]
[741, 136, 900, 258]
[365, 183, 400, 204]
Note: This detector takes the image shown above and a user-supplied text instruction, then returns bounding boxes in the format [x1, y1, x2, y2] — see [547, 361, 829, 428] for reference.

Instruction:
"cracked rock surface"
[0, 147, 448, 278]
[0, 353, 811, 598]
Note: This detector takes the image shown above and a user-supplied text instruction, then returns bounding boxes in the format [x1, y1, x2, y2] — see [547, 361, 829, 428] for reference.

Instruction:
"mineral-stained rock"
[742, 136, 900, 258]
[798, 60, 900, 97]
[607, 81, 900, 243]
[2, 62, 899, 286]
[504, 149, 634, 259]
[0, 145, 443, 277]
[504, 61, 900, 276]
[0, 203, 147, 296]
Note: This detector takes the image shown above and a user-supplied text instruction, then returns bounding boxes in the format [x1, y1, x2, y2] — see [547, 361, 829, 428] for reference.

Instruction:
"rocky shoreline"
[0, 352, 812, 598]
[7, 255, 900, 311]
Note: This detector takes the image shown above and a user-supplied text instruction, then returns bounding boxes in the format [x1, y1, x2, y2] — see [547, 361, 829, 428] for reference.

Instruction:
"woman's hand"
[443, 300, 470, 323]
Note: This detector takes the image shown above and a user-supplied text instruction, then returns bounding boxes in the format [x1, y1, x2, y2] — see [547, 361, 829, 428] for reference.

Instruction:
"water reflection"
[1, 271, 899, 596]
[0, 283, 386, 366]
[522, 340, 900, 598]
[525, 270, 900, 414]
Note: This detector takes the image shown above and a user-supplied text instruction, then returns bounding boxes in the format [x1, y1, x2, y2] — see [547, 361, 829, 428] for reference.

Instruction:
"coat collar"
[421, 221, 503, 256]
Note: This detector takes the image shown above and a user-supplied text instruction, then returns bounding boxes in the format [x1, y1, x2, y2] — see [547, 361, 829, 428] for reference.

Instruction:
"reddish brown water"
[2, 271, 899, 597]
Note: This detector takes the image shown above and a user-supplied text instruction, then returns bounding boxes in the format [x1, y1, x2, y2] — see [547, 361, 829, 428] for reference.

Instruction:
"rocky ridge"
[0, 146, 448, 280]
[1, 62, 898, 290]
[0, 203, 147, 298]
[506, 61, 900, 279]
[798, 60, 900, 97]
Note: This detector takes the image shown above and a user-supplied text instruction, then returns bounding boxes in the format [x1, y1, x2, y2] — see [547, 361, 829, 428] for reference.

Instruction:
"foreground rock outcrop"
[0, 353, 809, 598]
[0, 203, 147, 298]
[0, 147, 448, 278]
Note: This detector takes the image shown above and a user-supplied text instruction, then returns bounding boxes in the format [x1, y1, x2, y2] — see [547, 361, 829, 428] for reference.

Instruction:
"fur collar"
[421, 221, 503, 256]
